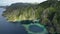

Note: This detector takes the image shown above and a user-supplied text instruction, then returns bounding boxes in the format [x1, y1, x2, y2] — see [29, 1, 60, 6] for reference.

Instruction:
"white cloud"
[10, 0, 46, 3]
[0, 0, 46, 6]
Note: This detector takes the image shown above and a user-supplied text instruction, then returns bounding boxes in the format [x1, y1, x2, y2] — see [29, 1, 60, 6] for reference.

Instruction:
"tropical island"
[2, 0, 60, 34]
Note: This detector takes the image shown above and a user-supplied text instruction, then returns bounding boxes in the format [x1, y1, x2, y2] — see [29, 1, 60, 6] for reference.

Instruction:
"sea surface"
[0, 8, 27, 34]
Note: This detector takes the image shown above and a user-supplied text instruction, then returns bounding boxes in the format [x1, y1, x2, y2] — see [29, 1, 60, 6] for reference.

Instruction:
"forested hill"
[2, 1, 60, 22]
[38, 1, 60, 8]
[7, 3, 38, 10]
[2, 3, 40, 22]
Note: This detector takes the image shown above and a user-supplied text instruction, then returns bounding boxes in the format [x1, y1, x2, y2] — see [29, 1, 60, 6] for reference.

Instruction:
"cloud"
[0, 0, 46, 6]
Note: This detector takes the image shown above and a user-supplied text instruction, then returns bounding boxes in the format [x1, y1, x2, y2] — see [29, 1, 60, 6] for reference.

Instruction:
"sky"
[0, 0, 46, 6]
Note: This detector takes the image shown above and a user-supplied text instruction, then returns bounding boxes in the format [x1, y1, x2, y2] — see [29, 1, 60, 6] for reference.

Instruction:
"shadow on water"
[20, 20, 34, 24]
[11, 20, 34, 24]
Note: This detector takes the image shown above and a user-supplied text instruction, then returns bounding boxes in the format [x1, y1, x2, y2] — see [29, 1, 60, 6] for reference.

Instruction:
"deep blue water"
[0, 8, 28, 34]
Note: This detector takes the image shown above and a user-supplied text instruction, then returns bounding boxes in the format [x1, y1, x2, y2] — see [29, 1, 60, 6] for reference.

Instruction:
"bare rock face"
[41, 8, 49, 25]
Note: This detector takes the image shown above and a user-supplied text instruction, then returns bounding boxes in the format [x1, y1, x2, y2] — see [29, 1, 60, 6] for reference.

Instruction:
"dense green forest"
[2, 3, 44, 22]
[2, 0, 60, 34]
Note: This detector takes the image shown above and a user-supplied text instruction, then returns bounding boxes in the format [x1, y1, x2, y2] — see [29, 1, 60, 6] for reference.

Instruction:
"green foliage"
[2, 3, 44, 22]
[2, 1, 60, 23]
